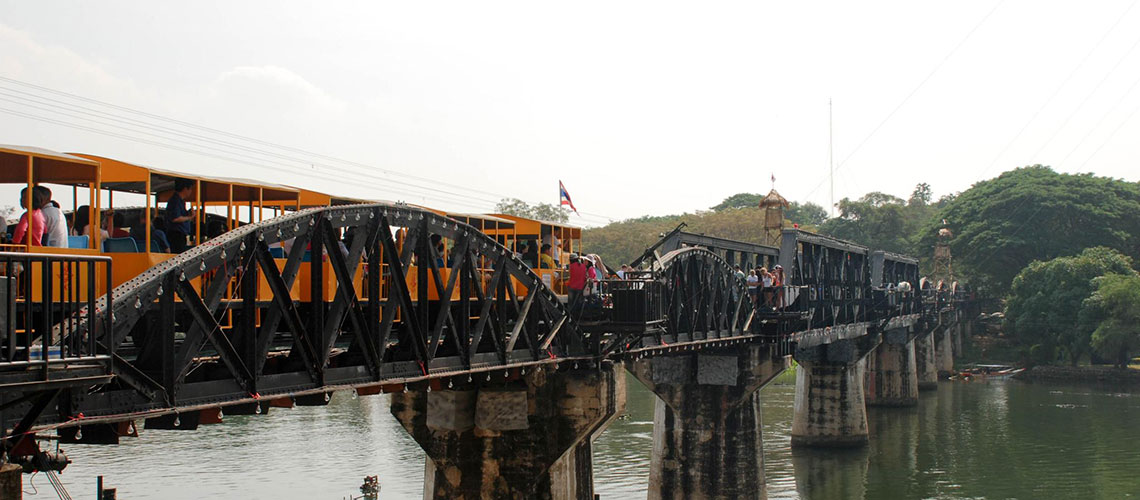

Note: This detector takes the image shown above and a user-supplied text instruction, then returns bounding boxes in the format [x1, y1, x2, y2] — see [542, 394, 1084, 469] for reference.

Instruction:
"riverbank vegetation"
[569, 165, 1140, 370]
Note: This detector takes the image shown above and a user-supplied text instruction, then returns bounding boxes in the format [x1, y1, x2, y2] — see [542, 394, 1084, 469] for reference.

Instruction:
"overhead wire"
[1027, 0, 1140, 164]
[0, 76, 617, 223]
[1075, 100, 1140, 169]
[0, 92, 517, 214]
[799, 0, 1006, 204]
[976, 0, 1140, 179]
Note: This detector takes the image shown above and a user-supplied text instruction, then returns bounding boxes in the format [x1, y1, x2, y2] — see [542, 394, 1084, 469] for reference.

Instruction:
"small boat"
[952, 364, 1024, 381]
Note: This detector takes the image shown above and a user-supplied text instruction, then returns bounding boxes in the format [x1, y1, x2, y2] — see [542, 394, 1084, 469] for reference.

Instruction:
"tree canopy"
[1083, 273, 1140, 368]
[816, 188, 938, 255]
[1004, 247, 1135, 365]
[494, 198, 569, 223]
[920, 166, 1140, 294]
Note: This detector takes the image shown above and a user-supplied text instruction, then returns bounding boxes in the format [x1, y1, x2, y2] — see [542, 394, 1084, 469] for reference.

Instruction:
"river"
[47, 374, 1140, 499]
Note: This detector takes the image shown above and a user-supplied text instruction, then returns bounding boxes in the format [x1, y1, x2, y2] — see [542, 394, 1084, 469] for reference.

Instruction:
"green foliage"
[787, 201, 828, 227]
[710, 193, 762, 211]
[920, 166, 1140, 294]
[909, 182, 933, 206]
[817, 187, 936, 255]
[583, 206, 796, 266]
[494, 198, 569, 223]
[710, 194, 826, 227]
[1004, 247, 1135, 366]
[1082, 273, 1140, 368]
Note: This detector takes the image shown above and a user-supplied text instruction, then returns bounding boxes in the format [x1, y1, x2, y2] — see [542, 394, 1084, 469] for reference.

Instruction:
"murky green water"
[49, 375, 1140, 499]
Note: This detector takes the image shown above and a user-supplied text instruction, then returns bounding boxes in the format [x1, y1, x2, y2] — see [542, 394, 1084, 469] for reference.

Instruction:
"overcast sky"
[1, 1, 1138, 225]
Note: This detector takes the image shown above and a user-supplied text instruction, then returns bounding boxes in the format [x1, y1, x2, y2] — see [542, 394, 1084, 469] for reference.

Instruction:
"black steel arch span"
[652, 247, 752, 344]
[57, 203, 584, 426]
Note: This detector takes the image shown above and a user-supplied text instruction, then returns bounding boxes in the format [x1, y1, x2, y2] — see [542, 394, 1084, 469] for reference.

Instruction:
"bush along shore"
[1014, 365, 1140, 388]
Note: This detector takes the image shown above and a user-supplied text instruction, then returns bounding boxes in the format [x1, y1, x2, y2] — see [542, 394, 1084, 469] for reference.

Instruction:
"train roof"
[70, 153, 300, 203]
[0, 144, 99, 184]
[489, 213, 581, 230]
[446, 212, 515, 224]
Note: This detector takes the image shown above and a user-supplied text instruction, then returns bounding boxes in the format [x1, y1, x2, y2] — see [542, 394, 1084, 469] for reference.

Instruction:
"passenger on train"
[543, 233, 561, 262]
[130, 210, 171, 253]
[71, 205, 107, 239]
[431, 234, 445, 267]
[11, 187, 46, 246]
[35, 186, 68, 248]
[539, 243, 557, 269]
[165, 178, 196, 253]
[205, 220, 227, 241]
[106, 211, 130, 238]
[521, 240, 539, 268]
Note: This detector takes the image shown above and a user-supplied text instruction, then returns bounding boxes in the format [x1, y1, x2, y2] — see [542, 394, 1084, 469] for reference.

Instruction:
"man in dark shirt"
[166, 179, 196, 253]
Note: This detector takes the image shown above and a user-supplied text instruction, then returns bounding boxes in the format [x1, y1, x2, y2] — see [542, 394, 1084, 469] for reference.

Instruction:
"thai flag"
[559, 180, 578, 214]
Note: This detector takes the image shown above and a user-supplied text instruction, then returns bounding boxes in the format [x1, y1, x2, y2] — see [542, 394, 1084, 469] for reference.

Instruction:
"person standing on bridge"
[747, 269, 759, 307]
[773, 265, 785, 309]
[567, 253, 587, 311]
[166, 178, 196, 253]
[762, 267, 774, 309]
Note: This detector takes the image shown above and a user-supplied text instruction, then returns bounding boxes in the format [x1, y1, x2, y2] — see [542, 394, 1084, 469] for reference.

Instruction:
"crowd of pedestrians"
[737, 263, 785, 310]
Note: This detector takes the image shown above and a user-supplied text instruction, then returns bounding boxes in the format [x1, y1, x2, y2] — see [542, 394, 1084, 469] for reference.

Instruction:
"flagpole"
[829, 98, 834, 218]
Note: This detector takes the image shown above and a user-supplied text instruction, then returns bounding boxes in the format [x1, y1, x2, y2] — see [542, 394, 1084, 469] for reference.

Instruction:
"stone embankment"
[1015, 365, 1140, 388]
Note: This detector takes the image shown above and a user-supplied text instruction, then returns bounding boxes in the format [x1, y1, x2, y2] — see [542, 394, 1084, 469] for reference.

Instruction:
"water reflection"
[52, 376, 1140, 499]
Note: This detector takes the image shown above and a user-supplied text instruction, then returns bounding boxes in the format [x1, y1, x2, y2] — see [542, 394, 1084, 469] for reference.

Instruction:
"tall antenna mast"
[829, 98, 834, 218]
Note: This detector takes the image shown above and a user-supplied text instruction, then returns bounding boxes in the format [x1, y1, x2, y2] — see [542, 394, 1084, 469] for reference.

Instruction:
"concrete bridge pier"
[629, 343, 789, 500]
[936, 320, 956, 377]
[954, 315, 965, 355]
[864, 327, 919, 407]
[390, 360, 625, 500]
[914, 326, 938, 390]
[791, 334, 880, 447]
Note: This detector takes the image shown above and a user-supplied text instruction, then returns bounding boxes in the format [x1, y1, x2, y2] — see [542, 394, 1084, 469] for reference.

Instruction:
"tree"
[1004, 247, 1135, 366]
[710, 193, 762, 211]
[495, 198, 569, 223]
[1083, 273, 1140, 368]
[786, 201, 828, 227]
[920, 166, 1140, 294]
[817, 191, 915, 255]
[909, 182, 932, 206]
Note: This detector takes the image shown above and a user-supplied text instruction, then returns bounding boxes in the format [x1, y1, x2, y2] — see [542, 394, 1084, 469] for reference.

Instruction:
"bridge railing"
[600, 277, 666, 326]
[0, 251, 113, 377]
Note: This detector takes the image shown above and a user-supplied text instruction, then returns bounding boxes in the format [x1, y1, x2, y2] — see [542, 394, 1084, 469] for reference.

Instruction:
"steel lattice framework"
[653, 248, 751, 344]
[56, 203, 582, 424]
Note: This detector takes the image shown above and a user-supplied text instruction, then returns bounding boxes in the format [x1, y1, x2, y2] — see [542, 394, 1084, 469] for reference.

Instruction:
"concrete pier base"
[864, 329, 918, 407]
[791, 360, 870, 447]
[937, 324, 955, 377]
[390, 361, 625, 500]
[914, 329, 938, 390]
[791, 335, 880, 448]
[630, 344, 788, 500]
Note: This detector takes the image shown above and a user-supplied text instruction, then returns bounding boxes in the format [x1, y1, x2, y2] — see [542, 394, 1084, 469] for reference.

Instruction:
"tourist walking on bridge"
[567, 253, 586, 311]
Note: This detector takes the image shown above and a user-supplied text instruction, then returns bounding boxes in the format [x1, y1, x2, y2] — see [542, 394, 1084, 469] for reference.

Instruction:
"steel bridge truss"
[50, 203, 583, 425]
[778, 229, 871, 330]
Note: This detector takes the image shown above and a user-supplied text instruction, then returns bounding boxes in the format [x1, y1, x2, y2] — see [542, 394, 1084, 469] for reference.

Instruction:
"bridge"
[0, 202, 980, 499]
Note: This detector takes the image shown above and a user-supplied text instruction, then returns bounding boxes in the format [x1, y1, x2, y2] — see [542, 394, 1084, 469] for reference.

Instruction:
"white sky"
[1, 1, 1138, 226]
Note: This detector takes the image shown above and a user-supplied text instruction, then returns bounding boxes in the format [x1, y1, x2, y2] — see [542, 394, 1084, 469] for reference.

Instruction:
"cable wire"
[0, 76, 618, 223]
